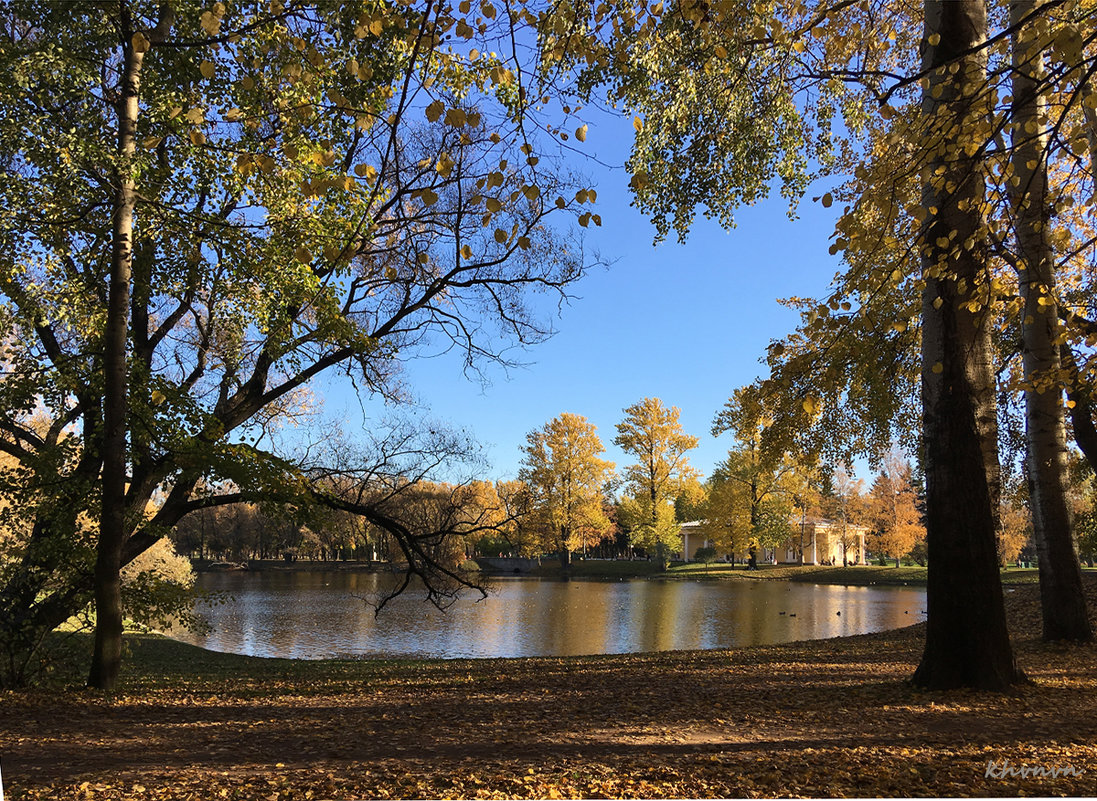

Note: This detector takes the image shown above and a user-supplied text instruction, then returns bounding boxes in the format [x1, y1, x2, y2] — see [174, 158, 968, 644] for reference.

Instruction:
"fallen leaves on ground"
[1, 578, 1095, 799]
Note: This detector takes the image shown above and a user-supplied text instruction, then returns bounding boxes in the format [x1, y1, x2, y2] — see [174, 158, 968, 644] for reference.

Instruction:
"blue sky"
[322, 113, 847, 483]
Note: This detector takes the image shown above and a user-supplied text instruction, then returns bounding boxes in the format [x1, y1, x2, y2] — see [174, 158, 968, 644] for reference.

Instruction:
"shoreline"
[196, 557, 1063, 588]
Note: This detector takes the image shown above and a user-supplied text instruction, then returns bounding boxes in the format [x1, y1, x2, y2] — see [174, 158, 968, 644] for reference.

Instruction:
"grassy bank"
[518, 560, 1054, 586]
[1, 578, 1095, 799]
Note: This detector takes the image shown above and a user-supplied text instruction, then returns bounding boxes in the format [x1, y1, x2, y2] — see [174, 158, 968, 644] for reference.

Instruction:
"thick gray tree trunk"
[913, 0, 1022, 690]
[1010, 0, 1092, 643]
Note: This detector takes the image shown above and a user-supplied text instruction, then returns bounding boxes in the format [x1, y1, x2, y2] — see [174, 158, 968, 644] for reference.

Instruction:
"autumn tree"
[706, 387, 800, 564]
[0, 0, 598, 688]
[867, 451, 924, 566]
[674, 477, 707, 523]
[575, 0, 1055, 686]
[907, 0, 1023, 688]
[999, 499, 1032, 567]
[1003, 0, 1093, 643]
[819, 466, 865, 566]
[479, 480, 540, 557]
[519, 413, 615, 571]
[614, 398, 699, 570]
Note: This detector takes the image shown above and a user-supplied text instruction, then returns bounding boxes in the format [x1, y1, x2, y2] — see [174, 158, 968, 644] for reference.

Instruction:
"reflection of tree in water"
[177, 574, 926, 660]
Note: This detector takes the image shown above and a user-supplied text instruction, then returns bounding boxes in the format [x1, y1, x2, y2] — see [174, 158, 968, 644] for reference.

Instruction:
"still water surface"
[171, 571, 927, 660]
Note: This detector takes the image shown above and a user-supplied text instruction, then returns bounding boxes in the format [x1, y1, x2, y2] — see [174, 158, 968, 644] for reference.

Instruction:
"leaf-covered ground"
[1, 577, 1095, 799]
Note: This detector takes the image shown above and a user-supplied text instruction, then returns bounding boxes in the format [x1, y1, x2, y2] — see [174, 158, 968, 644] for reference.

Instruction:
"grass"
[516, 560, 1058, 586]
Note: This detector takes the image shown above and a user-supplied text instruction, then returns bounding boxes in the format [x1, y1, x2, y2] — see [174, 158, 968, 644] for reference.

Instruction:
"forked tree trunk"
[913, 0, 1022, 690]
[1010, 0, 1092, 643]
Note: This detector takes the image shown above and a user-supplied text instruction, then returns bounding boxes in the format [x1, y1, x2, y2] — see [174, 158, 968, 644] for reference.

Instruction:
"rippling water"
[169, 570, 926, 660]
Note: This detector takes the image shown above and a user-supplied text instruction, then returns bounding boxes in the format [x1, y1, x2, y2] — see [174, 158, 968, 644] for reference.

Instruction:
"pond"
[169, 570, 927, 660]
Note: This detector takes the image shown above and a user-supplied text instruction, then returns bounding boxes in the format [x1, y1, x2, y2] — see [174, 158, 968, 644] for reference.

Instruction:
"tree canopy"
[614, 397, 699, 568]
[0, 0, 601, 688]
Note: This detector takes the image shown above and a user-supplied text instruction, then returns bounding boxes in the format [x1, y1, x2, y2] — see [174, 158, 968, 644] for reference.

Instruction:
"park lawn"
[521, 561, 1053, 586]
[664, 563, 934, 584]
[666, 563, 1048, 585]
[0, 578, 1095, 799]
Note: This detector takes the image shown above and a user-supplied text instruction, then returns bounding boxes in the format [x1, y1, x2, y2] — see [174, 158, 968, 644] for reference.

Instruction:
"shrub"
[693, 547, 717, 564]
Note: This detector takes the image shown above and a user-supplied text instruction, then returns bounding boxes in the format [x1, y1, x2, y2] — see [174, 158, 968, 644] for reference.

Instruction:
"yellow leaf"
[575, 125, 588, 142]
[633, 116, 643, 132]
[294, 246, 312, 263]
[460, 244, 473, 260]
[200, 10, 221, 35]
[199, 60, 216, 79]
[425, 100, 444, 123]
[369, 19, 383, 36]
[131, 32, 151, 53]
[494, 228, 508, 243]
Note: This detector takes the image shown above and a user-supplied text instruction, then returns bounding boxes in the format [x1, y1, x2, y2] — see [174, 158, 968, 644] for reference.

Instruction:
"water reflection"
[172, 572, 926, 660]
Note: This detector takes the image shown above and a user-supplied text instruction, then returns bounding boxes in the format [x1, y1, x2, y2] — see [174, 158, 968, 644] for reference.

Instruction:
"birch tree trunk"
[1011, 0, 1092, 643]
[88, 16, 150, 691]
[912, 0, 1022, 690]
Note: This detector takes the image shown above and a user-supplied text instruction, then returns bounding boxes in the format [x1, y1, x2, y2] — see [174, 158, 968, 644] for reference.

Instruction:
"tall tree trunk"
[1062, 344, 1097, 471]
[88, 26, 147, 692]
[913, 0, 1022, 690]
[1010, 0, 1092, 643]
[558, 525, 571, 573]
